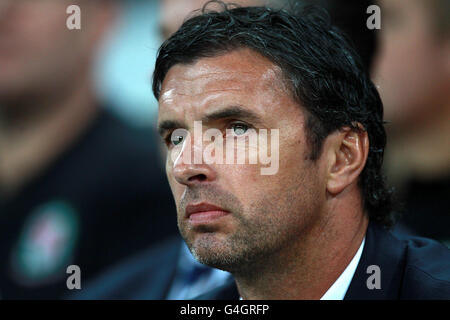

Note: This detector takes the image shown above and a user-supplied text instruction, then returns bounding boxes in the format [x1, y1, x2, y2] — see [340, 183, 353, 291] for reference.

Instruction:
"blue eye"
[171, 135, 184, 146]
[169, 129, 188, 146]
[231, 123, 249, 136]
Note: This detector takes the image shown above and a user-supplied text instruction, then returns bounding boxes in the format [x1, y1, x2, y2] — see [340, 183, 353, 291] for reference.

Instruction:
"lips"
[185, 202, 230, 224]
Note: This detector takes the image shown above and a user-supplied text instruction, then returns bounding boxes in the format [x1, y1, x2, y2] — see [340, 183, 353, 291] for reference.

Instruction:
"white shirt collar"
[320, 236, 365, 300]
[239, 237, 365, 300]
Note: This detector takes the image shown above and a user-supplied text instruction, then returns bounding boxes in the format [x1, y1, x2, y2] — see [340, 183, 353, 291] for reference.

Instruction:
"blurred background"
[0, 0, 448, 299]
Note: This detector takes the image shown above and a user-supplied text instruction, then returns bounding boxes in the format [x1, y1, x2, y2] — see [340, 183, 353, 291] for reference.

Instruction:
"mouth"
[185, 202, 231, 225]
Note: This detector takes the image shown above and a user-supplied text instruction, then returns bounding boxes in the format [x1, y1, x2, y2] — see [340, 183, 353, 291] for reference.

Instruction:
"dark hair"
[153, 1, 395, 226]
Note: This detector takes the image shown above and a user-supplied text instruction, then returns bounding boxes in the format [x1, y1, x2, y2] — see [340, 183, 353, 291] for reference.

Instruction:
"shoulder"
[64, 109, 165, 187]
[399, 235, 450, 299]
[89, 110, 162, 167]
[347, 222, 450, 299]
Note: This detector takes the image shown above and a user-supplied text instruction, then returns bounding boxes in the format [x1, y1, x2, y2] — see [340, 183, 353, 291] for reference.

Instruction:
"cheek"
[217, 164, 265, 210]
[218, 139, 306, 210]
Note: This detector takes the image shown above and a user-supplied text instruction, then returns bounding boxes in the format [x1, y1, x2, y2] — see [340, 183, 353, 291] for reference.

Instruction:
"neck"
[234, 193, 368, 300]
[0, 74, 99, 198]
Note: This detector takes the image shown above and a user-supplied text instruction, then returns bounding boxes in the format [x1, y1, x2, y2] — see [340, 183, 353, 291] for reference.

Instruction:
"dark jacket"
[70, 236, 182, 299]
[196, 222, 450, 300]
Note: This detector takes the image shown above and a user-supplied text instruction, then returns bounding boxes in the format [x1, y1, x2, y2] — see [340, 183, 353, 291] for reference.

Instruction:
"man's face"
[157, 49, 327, 273]
[0, 0, 111, 105]
[0, 0, 79, 101]
[373, 0, 450, 132]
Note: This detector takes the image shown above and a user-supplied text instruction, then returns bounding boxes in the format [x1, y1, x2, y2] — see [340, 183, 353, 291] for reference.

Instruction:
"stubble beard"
[178, 186, 312, 278]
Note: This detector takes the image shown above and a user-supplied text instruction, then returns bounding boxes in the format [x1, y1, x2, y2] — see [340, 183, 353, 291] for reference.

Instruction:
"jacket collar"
[344, 221, 406, 299]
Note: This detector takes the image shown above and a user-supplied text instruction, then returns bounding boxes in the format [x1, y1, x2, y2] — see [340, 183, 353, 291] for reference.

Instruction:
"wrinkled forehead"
[158, 49, 287, 105]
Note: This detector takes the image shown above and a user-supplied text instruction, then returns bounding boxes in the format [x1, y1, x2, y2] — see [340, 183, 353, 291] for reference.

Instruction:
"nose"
[171, 134, 217, 186]
[173, 162, 217, 186]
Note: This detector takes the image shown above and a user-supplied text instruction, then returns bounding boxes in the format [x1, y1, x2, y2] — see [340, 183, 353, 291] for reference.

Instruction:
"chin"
[189, 234, 237, 270]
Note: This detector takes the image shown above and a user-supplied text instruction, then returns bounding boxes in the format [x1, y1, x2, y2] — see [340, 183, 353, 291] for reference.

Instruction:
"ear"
[326, 125, 369, 195]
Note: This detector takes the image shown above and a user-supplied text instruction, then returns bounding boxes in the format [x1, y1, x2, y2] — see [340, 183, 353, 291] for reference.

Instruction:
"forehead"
[158, 48, 292, 119]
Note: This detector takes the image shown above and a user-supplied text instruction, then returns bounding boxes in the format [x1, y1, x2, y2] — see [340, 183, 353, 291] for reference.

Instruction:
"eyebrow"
[201, 105, 262, 124]
[157, 105, 263, 137]
[157, 119, 184, 137]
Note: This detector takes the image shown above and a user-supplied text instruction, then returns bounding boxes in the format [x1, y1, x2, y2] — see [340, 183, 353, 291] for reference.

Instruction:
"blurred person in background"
[299, 0, 378, 72]
[373, 0, 450, 245]
[160, 0, 262, 39]
[0, 0, 176, 299]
